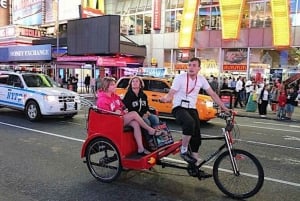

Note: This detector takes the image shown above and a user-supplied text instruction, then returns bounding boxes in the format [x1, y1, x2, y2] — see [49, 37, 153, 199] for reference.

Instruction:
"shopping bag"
[147, 122, 174, 150]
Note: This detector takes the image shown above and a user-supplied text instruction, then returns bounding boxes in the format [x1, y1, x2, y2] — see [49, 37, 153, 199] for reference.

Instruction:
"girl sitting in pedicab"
[96, 77, 165, 156]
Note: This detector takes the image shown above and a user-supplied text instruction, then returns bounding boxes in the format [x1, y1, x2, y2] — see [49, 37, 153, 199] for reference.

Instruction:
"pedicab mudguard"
[121, 140, 182, 170]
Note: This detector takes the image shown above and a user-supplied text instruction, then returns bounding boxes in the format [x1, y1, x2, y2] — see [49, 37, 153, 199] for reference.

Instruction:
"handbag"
[147, 122, 174, 151]
[252, 93, 257, 101]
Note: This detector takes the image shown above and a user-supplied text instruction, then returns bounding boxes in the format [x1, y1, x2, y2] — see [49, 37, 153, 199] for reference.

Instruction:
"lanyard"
[186, 74, 197, 96]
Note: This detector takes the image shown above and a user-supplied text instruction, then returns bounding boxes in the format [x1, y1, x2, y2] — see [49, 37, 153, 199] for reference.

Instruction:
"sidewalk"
[234, 106, 300, 123]
[79, 93, 300, 123]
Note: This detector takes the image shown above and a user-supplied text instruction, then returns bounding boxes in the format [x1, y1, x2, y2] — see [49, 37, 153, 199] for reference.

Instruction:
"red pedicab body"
[81, 108, 181, 171]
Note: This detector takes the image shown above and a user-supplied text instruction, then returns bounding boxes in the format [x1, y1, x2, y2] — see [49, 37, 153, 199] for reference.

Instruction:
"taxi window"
[117, 78, 129, 88]
[149, 80, 169, 93]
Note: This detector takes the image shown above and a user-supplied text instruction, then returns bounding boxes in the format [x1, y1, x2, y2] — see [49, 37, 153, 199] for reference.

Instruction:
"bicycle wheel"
[85, 138, 122, 183]
[213, 149, 264, 199]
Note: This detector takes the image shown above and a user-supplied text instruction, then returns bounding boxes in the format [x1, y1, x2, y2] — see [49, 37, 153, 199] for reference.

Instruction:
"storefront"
[0, 44, 52, 73]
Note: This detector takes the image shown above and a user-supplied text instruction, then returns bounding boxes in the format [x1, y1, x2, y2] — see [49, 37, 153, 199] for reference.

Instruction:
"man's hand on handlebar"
[159, 95, 171, 103]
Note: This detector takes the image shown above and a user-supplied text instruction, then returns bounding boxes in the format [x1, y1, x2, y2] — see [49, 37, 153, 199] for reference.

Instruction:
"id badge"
[181, 100, 190, 108]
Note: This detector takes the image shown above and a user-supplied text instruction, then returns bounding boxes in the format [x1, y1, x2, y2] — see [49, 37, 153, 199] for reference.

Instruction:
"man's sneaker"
[198, 170, 212, 179]
[180, 152, 197, 164]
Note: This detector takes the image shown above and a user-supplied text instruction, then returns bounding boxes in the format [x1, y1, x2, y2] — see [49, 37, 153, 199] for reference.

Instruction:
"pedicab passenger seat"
[88, 107, 132, 132]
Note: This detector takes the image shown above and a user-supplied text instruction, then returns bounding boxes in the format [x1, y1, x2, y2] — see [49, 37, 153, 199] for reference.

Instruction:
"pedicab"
[81, 106, 264, 199]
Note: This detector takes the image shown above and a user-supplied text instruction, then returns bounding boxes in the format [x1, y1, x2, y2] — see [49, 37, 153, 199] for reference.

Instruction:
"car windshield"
[22, 74, 54, 87]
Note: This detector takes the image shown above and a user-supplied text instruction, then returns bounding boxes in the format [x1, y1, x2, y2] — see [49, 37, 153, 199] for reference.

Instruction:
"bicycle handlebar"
[217, 111, 237, 120]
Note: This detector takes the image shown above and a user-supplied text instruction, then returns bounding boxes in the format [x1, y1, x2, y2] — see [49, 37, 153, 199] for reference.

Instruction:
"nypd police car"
[0, 71, 80, 121]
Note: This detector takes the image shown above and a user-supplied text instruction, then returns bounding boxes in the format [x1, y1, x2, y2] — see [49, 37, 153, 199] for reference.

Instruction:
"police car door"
[4, 75, 25, 109]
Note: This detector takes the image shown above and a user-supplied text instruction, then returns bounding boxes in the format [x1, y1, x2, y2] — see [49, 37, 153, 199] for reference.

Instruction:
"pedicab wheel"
[213, 149, 264, 199]
[85, 138, 122, 183]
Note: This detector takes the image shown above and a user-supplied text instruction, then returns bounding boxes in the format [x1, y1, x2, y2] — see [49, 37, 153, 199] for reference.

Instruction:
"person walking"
[285, 87, 298, 120]
[257, 84, 270, 117]
[90, 76, 96, 96]
[234, 76, 244, 108]
[160, 57, 230, 175]
[84, 74, 91, 93]
[277, 90, 287, 120]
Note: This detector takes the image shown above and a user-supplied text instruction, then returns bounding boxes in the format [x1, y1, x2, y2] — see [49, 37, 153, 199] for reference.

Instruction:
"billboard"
[12, 0, 43, 26]
[67, 15, 120, 55]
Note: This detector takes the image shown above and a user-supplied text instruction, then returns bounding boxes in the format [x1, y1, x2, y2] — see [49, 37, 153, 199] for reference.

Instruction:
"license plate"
[66, 102, 75, 110]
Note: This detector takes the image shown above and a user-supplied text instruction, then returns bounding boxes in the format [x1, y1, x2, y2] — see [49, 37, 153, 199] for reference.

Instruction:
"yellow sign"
[178, 0, 199, 48]
[270, 0, 290, 47]
[219, 0, 245, 40]
[82, 0, 104, 13]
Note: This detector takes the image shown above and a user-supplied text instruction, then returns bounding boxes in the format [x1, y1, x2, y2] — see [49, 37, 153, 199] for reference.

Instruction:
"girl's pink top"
[97, 91, 125, 114]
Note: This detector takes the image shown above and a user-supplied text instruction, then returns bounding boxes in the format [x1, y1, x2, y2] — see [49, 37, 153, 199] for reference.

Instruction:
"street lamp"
[55, 0, 60, 80]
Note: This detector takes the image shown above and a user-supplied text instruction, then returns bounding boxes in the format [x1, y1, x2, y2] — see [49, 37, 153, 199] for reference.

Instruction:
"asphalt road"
[0, 108, 299, 201]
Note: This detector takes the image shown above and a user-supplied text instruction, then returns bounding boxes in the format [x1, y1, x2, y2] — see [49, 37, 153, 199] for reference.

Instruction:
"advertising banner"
[270, 68, 283, 83]
[223, 48, 248, 72]
[12, 0, 43, 25]
[7, 45, 52, 61]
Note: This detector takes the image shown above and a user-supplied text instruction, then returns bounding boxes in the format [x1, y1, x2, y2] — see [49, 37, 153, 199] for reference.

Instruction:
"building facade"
[106, 0, 300, 83]
[0, 0, 299, 85]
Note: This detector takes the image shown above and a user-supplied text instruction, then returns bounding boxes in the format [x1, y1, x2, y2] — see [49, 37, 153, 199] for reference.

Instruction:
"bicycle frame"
[159, 112, 239, 174]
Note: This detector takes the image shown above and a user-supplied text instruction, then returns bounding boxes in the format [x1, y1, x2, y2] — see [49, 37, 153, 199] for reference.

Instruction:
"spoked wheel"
[213, 149, 264, 199]
[85, 138, 122, 183]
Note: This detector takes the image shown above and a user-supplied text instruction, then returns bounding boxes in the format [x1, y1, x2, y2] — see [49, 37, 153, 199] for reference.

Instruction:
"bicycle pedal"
[197, 170, 212, 180]
[187, 164, 198, 177]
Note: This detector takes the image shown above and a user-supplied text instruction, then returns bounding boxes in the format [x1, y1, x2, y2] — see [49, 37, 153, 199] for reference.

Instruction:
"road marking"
[169, 130, 300, 151]
[237, 124, 300, 133]
[284, 136, 300, 141]
[0, 121, 84, 142]
[254, 121, 300, 129]
[1, 120, 300, 188]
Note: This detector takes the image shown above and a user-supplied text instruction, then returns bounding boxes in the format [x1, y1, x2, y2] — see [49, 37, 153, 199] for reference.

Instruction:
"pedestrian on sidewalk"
[285, 87, 298, 120]
[257, 84, 270, 117]
[245, 84, 257, 112]
[84, 74, 91, 93]
[277, 90, 287, 120]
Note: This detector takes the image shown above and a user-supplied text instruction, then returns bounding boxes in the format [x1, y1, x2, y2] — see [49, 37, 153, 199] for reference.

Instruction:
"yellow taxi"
[116, 76, 217, 122]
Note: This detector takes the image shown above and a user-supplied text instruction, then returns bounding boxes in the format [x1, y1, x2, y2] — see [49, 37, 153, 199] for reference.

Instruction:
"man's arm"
[160, 88, 177, 103]
[206, 87, 230, 112]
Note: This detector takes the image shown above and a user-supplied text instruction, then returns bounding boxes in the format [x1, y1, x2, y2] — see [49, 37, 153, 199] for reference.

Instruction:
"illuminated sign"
[19, 27, 42, 38]
[223, 65, 247, 71]
[153, 0, 161, 30]
[270, 0, 290, 47]
[219, 0, 245, 40]
[178, 0, 199, 48]
[0, 26, 16, 38]
[0, 0, 7, 8]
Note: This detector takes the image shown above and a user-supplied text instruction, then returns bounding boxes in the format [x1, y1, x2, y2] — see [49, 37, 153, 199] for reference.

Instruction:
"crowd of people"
[208, 75, 300, 121]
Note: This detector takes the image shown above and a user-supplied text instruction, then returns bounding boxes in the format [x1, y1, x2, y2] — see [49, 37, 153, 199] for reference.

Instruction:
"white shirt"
[245, 80, 253, 93]
[171, 73, 210, 109]
[235, 79, 243, 92]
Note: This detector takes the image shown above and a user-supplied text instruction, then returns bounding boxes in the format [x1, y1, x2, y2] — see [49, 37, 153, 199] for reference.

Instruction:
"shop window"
[197, 5, 221, 31]
[144, 14, 152, 34]
[165, 9, 183, 33]
[291, 0, 300, 26]
[249, 1, 272, 28]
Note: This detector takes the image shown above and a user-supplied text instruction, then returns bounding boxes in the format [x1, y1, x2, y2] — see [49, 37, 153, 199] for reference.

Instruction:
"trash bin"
[219, 89, 235, 109]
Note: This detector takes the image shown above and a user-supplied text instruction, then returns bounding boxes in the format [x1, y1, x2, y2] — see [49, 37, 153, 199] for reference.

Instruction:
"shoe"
[137, 149, 151, 156]
[180, 152, 197, 164]
[198, 170, 212, 179]
[152, 129, 167, 136]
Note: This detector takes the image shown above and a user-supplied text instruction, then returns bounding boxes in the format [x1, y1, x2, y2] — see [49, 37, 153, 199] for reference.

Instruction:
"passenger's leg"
[147, 114, 160, 128]
[127, 120, 145, 153]
[123, 111, 156, 135]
